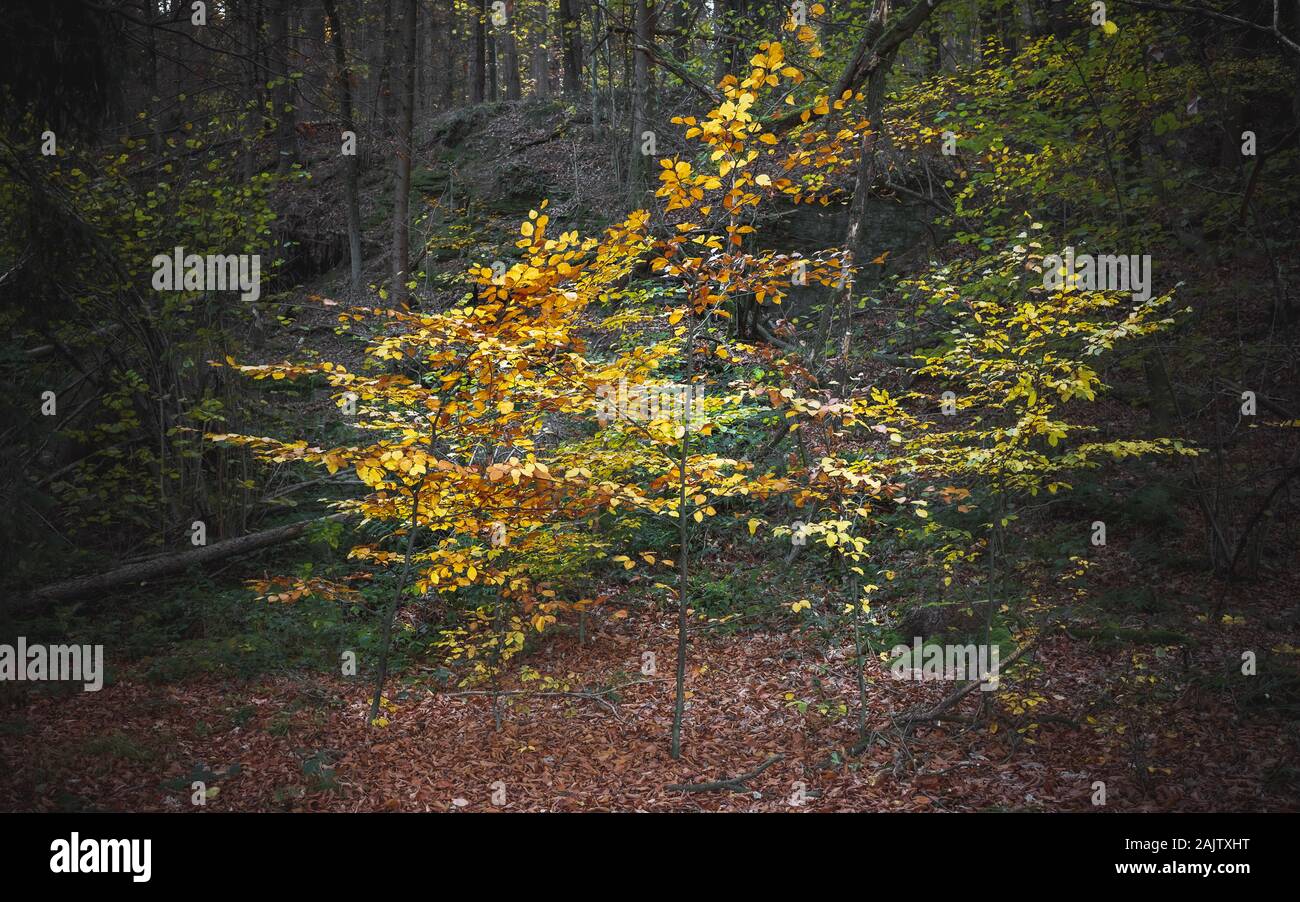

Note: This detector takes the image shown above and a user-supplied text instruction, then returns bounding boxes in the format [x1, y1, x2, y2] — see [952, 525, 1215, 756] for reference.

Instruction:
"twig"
[665, 754, 785, 793]
[894, 639, 1040, 727]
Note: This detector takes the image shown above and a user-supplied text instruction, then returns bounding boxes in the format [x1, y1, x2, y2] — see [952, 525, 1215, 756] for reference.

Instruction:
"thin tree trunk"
[419, 0, 431, 116]
[824, 1, 894, 381]
[391, 0, 417, 307]
[368, 485, 421, 724]
[590, 0, 601, 133]
[377, 0, 397, 131]
[443, 0, 456, 106]
[271, 0, 298, 174]
[241, 0, 258, 179]
[671, 314, 695, 759]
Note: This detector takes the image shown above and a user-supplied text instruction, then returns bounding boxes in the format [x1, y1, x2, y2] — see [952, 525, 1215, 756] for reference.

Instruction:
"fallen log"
[14, 512, 351, 609]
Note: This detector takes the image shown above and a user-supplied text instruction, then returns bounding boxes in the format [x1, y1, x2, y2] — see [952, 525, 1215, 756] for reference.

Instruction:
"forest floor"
[3, 581, 1297, 812]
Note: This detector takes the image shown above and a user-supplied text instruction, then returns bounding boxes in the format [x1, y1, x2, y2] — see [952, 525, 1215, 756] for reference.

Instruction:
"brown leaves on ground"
[2, 595, 1297, 813]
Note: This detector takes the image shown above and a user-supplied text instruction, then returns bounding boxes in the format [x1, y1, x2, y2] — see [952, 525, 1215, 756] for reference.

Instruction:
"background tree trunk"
[323, 0, 364, 295]
[559, 0, 584, 97]
[628, 0, 655, 203]
[531, 0, 552, 97]
[442, 0, 456, 107]
[271, 0, 298, 175]
[502, 0, 523, 100]
[472, 0, 487, 103]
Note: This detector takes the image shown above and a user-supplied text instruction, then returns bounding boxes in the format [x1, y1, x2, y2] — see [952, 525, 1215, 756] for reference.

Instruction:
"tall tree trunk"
[377, 0, 397, 132]
[240, 0, 259, 180]
[442, 0, 456, 107]
[488, 29, 500, 100]
[531, 0, 552, 97]
[300, 1, 328, 111]
[590, 0, 601, 132]
[472, 0, 487, 102]
[502, 0, 522, 100]
[323, 0, 364, 295]
[271, 0, 298, 175]
[628, 0, 654, 203]
[559, 0, 583, 97]
[391, 0, 417, 308]
[418, 0, 431, 116]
